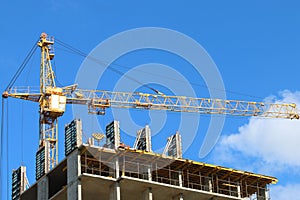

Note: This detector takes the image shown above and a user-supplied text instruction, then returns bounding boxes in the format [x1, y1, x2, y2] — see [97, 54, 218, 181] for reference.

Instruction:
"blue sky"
[1, 1, 300, 199]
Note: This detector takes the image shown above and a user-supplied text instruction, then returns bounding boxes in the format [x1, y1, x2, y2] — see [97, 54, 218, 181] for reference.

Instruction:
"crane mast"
[39, 32, 56, 93]
[2, 33, 300, 176]
[37, 33, 66, 173]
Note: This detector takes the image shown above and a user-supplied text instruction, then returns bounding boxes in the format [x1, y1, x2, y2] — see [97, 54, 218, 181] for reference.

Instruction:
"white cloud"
[209, 91, 300, 199]
[271, 184, 300, 200]
[220, 90, 300, 169]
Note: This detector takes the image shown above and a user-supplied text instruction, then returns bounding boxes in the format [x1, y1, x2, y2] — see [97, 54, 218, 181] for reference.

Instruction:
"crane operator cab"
[41, 87, 66, 118]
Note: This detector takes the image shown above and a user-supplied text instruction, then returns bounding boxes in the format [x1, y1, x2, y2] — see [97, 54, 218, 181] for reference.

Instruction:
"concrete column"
[110, 182, 121, 200]
[115, 157, 120, 179]
[148, 166, 152, 181]
[37, 176, 48, 200]
[178, 171, 183, 187]
[116, 182, 121, 200]
[122, 155, 125, 176]
[237, 184, 241, 198]
[143, 187, 153, 200]
[179, 193, 183, 200]
[208, 180, 213, 193]
[67, 150, 82, 200]
[265, 187, 270, 200]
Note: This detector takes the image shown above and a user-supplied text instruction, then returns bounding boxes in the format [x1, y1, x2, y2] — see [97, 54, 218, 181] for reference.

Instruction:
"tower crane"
[2, 33, 300, 176]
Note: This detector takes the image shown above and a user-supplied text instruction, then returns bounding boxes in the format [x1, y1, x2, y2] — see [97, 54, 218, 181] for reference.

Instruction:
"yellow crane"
[2, 33, 300, 175]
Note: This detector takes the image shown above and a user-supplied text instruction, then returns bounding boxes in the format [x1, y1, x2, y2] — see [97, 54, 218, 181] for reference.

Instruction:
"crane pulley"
[2, 33, 300, 176]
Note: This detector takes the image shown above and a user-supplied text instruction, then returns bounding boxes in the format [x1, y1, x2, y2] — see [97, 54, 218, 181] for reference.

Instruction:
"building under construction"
[15, 119, 276, 200]
[5, 33, 298, 200]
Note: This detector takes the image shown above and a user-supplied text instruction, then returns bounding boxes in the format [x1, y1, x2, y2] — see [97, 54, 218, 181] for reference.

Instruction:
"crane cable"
[55, 39, 266, 100]
[1, 38, 38, 199]
[55, 39, 161, 94]
[5, 40, 39, 92]
[0, 98, 5, 199]
[0, 97, 9, 200]
[6, 99, 9, 200]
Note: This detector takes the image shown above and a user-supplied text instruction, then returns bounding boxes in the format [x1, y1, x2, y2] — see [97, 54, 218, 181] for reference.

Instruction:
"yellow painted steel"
[37, 33, 60, 174]
[6, 86, 300, 119]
